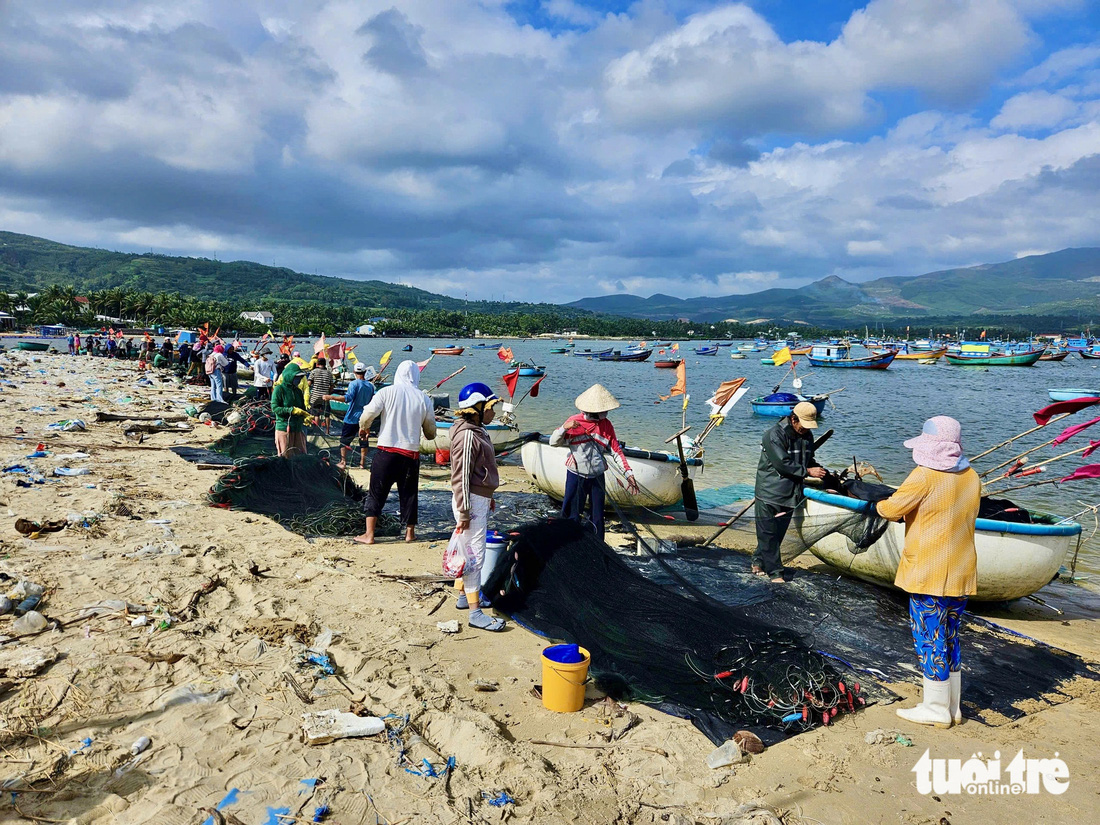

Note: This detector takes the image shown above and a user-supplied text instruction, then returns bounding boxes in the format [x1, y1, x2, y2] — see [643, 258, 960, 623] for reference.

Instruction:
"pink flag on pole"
[1051, 416, 1100, 446]
[1033, 397, 1100, 426]
[1060, 464, 1100, 482]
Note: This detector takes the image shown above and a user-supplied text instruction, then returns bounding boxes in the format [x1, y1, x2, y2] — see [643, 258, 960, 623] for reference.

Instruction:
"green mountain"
[569, 248, 1100, 324]
[0, 231, 564, 315]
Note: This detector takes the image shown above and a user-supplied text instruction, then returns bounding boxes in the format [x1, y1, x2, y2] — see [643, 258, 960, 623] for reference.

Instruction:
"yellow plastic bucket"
[541, 645, 590, 713]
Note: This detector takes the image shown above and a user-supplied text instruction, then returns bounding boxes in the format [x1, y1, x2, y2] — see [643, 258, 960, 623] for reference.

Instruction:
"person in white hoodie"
[356, 360, 438, 544]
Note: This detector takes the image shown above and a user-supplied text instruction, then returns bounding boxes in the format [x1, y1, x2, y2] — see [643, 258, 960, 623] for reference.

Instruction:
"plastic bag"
[442, 530, 466, 578]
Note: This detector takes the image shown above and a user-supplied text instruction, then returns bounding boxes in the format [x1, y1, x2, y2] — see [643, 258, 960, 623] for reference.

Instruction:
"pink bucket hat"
[903, 416, 969, 472]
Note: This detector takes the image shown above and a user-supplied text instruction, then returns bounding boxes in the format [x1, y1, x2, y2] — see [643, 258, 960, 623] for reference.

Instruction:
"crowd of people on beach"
[103, 333, 982, 723]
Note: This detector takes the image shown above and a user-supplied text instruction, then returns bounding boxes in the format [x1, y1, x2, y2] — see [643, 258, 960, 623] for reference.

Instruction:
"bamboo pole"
[978, 437, 1058, 478]
[982, 444, 1092, 490]
[971, 413, 1073, 462]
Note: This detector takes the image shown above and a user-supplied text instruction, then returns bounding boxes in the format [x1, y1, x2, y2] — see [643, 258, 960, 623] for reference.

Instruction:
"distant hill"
[568, 248, 1100, 324]
[0, 231, 571, 316]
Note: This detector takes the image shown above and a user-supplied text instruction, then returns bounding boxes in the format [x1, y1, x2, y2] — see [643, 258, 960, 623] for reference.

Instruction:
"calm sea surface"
[311, 337, 1100, 576]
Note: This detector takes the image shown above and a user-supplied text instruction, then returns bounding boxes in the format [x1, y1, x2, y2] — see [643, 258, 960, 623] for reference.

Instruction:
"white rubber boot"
[948, 671, 962, 725]
[896, 677, 952, 728]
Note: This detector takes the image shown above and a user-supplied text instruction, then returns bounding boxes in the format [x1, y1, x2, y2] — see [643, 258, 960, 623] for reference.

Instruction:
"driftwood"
[177, 576, 225, 620]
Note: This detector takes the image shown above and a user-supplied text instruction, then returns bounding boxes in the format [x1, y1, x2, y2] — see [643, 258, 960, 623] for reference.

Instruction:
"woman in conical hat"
[549, 384, 638, 540]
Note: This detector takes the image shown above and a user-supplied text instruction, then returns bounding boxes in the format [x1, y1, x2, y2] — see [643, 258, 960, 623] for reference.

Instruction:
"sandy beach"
[3, 350, 1100, 825]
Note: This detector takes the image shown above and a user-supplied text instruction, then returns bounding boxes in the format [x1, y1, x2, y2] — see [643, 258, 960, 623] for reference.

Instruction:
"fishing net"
[207, 453, 398, 537]
[484, 519, 874, 743]
[209, 398, 281, 458]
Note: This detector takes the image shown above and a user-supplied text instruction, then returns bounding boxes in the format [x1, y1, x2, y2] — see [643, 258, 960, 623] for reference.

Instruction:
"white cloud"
[992, 90, 1079, 131]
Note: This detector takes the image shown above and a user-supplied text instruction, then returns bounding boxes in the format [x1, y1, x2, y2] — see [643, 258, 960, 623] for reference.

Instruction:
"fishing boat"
[729, 352, 747, 359]
[473, 343, 503, 349]
[790, 346, 813, 356]
[517, 364, 546, 377]
[750, 392, 828, 418]
[797, 488, 1081, 601]
[422, 419, 519, 455]
[917, 358, 939, 365]
[576, 347, 613, 357]
[431, 346, 465, 356]
[694, 346, 718, 356]
[1039, 350, 1068, 361]
[521, 437, 702, 508]
[944, 344, 1043, 366]
[654, 358, 683, 369]
[549, 347, 569, 354]
[401, 345, 413, 352]
[15, 341, 50, 352]
[891, 347, 947, 361]
[595, 348, 652, 362]
[1080, 348, 1100, 360]
[653, 342, 672, 347]
[1064, 337, 1092, 352]
[1047, 388, 1100, 402]
[715, 341, 734, 347]
[807, 345, 895, 370]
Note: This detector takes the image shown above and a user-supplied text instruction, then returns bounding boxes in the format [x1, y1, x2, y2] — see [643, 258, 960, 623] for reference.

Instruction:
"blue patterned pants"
[909, 594, 967, 681]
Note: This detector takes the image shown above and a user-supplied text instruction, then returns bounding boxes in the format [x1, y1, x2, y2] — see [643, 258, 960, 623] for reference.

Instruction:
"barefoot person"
[550, 384, 638, 540]
[752, 401, 826, 583]
[356, 360, 437, 544]
[448, 382, 505, 631]
[876, 416, 980, 728]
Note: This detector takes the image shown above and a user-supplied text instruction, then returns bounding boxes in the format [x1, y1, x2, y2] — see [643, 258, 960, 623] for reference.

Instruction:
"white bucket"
[482, 531, 506, 587]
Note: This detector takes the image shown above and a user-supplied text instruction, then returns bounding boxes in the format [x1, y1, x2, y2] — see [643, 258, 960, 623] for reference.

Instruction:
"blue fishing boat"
[401, 345, 413, 351]
[1048, 388, 1100, 402]
[576, 347, 613, 357]
[473, 342, 503, 349]
[715, 341, 734, 347]
[750, 393, 828, 418]
[1065, 337, 1092, 352]
[807, 344, 895, 370]
[596, 348, 652, 362]
[518, 364, 546, 376]
[549, 347, 568, 354]
[694, 346, 718, 356]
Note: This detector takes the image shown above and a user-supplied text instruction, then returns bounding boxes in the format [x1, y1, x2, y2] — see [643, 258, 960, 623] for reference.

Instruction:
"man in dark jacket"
[753, 401, 826, 582]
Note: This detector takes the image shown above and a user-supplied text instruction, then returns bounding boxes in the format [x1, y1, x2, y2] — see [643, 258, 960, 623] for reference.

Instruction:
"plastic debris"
[301, 710, 385, 745]
[70, 737, 94, 755]
[54, 467, 91, 476]
[706, 739, 748, 769]
[483, 790, 516, 807]
[436, 620, 460, 634]
[130, 736, 151, 755]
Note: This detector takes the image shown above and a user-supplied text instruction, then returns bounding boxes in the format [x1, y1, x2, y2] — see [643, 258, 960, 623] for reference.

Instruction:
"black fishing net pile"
[207, 453, 397, 537]
[483, 519, 872, 742]
[209, 398, 281, 459]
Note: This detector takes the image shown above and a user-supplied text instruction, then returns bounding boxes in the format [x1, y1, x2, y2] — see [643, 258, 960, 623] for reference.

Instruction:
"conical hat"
[575, 383, 620, 413]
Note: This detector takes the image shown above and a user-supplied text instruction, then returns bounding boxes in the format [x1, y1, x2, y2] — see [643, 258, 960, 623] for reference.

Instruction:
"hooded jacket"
[754, 417, 820, 507]
[449, 415, 500, 521]
[271, 362, 306, 432]
[358, 360, 437, 453]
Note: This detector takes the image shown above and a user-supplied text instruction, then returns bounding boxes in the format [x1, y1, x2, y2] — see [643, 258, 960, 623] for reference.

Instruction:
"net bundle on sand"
[207, 453, 396, 537]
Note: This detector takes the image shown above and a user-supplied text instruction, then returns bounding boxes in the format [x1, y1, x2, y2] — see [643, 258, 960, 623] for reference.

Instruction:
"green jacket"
[271, 362, 305, 432]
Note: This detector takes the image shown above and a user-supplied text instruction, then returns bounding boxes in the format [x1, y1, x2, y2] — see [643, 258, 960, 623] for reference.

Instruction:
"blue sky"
[0, 1, 1098, 303]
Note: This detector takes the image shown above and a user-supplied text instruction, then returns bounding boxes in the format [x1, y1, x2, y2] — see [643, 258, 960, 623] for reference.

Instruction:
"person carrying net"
[753, 401, 826, 583]
[550, 384, 638, 540]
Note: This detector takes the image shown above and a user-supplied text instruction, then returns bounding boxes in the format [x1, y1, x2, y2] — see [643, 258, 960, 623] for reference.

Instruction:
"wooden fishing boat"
[790, 346, 813, 356]
[576, 347, 613, 357]
[596, 348, 652, 362]
[422, 419, 518, 455]
[694, 346, 718, 356]
[517, 364, 546, 377]
[1039, 350, 1068, 362]
[549, 348, 569, 354]
[472, 343, 502, 349]
[1080, 350, 1100, 360]
[431, 346, 465, 355]
[892, 348, 947, 361]
[750, 393, 827, 418]
[944, 349, 1043, 366]
[715, 342, 734, 347]
[1048, 388, 1100, 402]
[520, 438, 702, 508]
[654, 358, 683, 369]
[729, 352, 747, 359]
[807, 345, 895, 370]
[797, 488, 1081, 601]
[15, 341, 50, 352]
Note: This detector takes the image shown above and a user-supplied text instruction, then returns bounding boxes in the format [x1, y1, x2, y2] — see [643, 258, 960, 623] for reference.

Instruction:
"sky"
[1, 0, 1098, 303]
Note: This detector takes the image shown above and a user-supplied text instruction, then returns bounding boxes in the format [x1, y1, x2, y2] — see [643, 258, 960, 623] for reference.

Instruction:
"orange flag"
[497, 346, 514, 362]
[659, 361, 686, 401]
